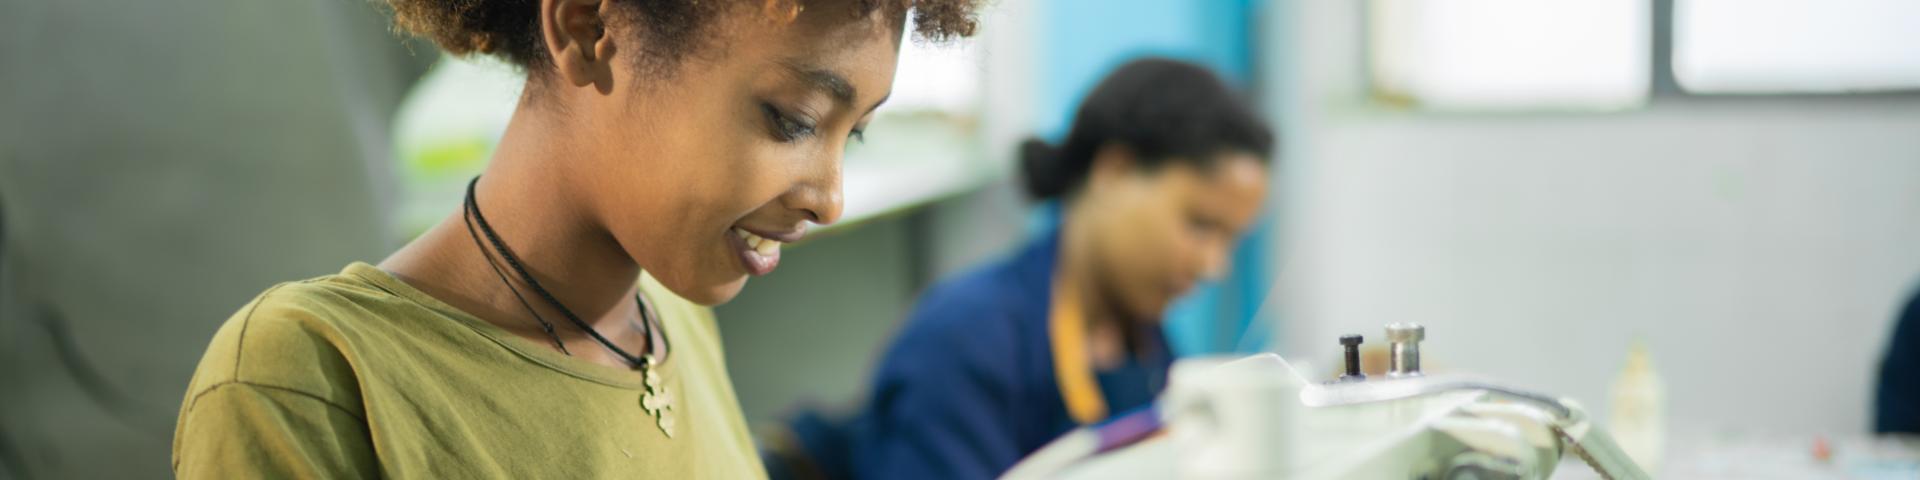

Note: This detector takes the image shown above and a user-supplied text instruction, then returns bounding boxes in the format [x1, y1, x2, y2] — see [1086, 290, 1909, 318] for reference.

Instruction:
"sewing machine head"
[1004, 323, 1650, 480]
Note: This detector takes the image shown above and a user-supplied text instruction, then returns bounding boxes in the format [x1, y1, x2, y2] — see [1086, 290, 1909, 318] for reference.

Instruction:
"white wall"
[1264, 0, 1920, 435]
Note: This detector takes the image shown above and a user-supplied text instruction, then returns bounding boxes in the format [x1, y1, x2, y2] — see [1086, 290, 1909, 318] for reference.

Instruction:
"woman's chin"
[674, 276, 749, 307]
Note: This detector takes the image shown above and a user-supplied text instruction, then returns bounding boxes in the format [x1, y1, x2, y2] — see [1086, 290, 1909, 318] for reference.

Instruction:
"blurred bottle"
[1609, 339, 1666, 473]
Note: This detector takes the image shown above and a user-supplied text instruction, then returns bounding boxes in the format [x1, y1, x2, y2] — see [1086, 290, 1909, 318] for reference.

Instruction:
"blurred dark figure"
[1877, 286, 1920, 433]
[0, 2, 430, 477]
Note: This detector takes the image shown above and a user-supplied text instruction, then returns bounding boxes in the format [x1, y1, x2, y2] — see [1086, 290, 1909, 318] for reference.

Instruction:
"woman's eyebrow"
[781, 61, 856, 104]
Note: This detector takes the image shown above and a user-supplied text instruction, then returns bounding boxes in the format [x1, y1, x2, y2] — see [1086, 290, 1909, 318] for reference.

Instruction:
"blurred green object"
[412, 138, 493, 178]
[390, 56, 524, 240]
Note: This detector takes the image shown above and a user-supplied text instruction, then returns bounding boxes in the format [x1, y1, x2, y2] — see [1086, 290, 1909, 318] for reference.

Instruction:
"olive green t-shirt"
[172, 262, 766, 478]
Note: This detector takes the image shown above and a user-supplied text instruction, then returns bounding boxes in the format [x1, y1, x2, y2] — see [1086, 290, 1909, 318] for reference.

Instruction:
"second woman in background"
[779, 57, 1275, 479]
[855, 57, 1275, 479]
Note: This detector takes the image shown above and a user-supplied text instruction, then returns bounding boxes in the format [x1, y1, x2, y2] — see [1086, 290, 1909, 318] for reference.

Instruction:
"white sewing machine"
[1002, 324, 1649, 480]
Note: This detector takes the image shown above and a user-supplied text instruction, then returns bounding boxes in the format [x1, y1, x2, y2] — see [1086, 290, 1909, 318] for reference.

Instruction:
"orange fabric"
[1049, 277, 1108, 425]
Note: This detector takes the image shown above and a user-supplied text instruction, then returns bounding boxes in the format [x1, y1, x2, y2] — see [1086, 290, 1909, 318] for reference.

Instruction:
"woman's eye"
[762, 104, 816, 142]
[1186, 214, 1219, 236]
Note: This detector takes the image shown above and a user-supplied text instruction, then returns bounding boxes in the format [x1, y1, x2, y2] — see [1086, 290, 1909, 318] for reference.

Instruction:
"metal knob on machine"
[1386, 323, 1425, 378]
[1338, 334, 1367, 383]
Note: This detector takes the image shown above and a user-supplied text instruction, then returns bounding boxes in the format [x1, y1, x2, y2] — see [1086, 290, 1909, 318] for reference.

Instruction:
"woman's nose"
[786, 151, 844, 225]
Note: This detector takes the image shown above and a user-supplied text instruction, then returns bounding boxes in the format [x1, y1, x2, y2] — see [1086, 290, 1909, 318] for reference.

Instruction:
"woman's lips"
[729, 227, 786, 276]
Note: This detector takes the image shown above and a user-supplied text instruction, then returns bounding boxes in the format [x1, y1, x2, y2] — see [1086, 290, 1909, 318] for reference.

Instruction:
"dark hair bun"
[1019, 138, 1069, 200]
[1014, 57, 1274, 203]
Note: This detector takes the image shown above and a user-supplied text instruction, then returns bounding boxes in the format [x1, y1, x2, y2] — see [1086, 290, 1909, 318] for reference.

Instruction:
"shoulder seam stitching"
[232, 283, 292, 381]
[184, 380, 367, 422]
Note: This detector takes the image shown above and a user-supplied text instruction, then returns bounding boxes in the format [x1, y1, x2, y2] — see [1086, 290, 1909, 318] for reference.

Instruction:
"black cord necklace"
[462, 190, 570, 354]
[461, 177, 653, 370]
[462, 177, 677, 437]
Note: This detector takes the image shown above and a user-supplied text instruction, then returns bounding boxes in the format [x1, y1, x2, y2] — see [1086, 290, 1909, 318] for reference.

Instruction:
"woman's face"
[558, 1, 903, 305]
[1079, 150, 1269, 321]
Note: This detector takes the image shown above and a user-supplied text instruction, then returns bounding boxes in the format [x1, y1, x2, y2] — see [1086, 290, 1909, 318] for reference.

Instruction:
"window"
[1675, 0, 1920, 94]
[1368, 0, 1920, 110]
[1369, 0, 1650, 110]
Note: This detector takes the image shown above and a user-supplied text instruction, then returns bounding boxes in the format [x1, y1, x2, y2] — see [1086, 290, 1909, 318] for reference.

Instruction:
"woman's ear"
[761, 0, 805, 24]
[1084, 143, 1139, 196]
[541, 0, 616, 91]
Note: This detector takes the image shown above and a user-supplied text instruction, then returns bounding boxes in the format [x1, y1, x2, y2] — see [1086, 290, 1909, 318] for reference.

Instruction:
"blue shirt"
[1877, 287, 1920, 433]
[851, 231, 1172, 479]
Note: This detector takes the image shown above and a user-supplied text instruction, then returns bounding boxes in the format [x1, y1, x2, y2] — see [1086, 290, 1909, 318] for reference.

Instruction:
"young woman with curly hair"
[171, 0, 980, 477]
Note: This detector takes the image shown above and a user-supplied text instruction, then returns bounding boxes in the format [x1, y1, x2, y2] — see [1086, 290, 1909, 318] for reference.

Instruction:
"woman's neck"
[1057, 213, 1142, 369]
[382, 108, 651, 363]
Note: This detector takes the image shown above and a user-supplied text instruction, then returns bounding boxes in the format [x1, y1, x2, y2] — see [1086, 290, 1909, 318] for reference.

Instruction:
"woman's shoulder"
[901, 273, 1017, 343]
[182, 265, 408, 414]
[905, 245, 1052, 335]
[880, 261, 1050, 378]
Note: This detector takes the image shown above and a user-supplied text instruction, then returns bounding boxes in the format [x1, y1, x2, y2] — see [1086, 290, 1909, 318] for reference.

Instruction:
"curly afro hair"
[383, 0, 982, 74]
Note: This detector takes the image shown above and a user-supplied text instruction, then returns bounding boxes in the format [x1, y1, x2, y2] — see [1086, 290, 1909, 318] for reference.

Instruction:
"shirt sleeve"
[173, 382, 379, 479]
[856, 309, 1025, 480]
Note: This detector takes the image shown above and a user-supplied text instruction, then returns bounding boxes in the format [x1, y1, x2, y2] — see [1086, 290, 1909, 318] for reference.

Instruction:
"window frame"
[1361, 0, 1920, 111]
